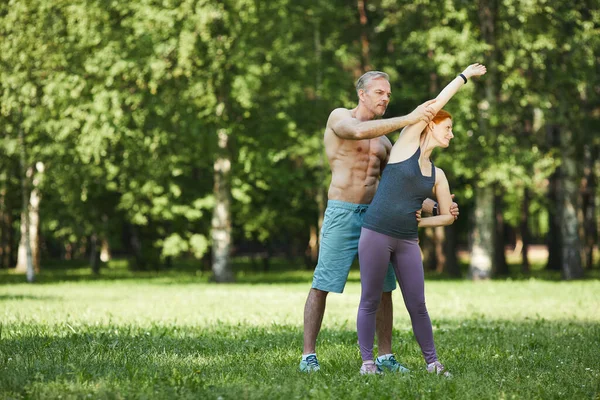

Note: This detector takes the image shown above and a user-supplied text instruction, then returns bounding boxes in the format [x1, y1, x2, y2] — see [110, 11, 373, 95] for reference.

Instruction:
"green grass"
[1, 266, 600, 399]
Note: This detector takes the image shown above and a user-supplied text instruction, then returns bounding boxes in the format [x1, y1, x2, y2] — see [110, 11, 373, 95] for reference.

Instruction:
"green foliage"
[0, 0, 598, 267]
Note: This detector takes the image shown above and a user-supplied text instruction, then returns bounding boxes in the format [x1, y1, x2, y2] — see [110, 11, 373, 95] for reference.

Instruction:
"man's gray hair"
[356, 71, 390, 95]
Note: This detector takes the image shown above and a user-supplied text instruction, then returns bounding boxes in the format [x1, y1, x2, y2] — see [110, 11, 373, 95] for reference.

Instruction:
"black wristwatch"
[432, 203, 439, 216]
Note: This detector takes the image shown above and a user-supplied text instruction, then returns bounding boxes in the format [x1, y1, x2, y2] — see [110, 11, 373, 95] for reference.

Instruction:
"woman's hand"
[462, 63, 487, 79]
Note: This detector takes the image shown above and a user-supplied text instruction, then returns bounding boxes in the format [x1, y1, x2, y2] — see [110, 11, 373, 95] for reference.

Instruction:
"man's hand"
[408, 99, 437, 124]
[417, 194, 459, 220]
[420, 198, 436, 217]
[450, 195, 459, 220]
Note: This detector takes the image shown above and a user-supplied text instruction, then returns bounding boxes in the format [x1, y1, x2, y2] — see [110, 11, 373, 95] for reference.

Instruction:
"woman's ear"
[428, 121, 435, 131]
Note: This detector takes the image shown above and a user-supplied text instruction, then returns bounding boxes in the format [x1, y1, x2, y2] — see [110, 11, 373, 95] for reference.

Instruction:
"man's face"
[359, 78, 391, 117]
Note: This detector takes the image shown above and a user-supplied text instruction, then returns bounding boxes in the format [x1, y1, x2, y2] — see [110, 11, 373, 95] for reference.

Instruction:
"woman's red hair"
[431, 109, 452, 124]
[421, 109, 452, 136]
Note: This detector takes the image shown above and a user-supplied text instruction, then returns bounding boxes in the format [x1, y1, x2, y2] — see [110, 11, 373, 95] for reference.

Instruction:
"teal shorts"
[312, 200, 397, 294]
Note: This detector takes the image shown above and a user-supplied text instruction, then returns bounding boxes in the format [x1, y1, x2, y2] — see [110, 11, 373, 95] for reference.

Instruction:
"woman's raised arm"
[398, 63, 487, 142]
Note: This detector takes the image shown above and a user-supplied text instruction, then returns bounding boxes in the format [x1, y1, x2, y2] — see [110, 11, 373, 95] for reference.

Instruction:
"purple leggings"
[357, 227, 437, 364]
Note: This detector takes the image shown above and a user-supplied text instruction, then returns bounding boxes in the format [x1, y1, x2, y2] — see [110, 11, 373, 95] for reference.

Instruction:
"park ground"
[1, 256, 599, 399]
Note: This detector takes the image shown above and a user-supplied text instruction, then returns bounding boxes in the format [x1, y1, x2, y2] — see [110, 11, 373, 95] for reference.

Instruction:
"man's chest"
[349, 137, 389, 160]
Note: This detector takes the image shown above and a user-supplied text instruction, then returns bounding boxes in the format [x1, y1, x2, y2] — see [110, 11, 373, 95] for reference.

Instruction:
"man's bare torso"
[324, 108, 392, 204]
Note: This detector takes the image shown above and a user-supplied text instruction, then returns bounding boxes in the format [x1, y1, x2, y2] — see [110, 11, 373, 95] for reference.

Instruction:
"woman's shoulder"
[434, 166, 448, 183]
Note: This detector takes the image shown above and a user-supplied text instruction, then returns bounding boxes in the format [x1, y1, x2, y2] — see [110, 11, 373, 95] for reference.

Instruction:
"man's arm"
[331, 100, 436, 140]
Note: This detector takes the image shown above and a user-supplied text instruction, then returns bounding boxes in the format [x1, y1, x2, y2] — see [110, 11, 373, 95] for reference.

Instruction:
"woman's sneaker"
[426, 361, 452, 377]
[360, 361, 382, 375]
[375, 354, 410, 373]
[299, 354, 320, 372]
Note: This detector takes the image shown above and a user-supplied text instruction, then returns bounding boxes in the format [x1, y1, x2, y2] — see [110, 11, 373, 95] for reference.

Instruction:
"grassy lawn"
[1, 264, 599, 399]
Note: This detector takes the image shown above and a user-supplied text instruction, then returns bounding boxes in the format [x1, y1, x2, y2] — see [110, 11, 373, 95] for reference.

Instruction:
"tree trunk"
[471, 0, 498, 280]
[546, 125, 562, 271]
[16, 161, 43, 280]
[581, 144, 596, 269]
[520, 188, 531, 274]
[493, 188, 508, 275]
[306, 16, 325, 268]
[90, 233, 100, 275]
[99, 214, 111, 263]
[306, 224, 318, 265]
[469, 186, 494, 279]
[0, 184, 10, 269]
[211, 129, 234, 282]
[434, 226, 446, 274]
[100, 238, 111, 263]
[357, 0, 371, 73]
[128, 224, 144, 270]
[558, 128, 584, 279]
[421, 228, 437, 271]
[443, 224, 461, 277]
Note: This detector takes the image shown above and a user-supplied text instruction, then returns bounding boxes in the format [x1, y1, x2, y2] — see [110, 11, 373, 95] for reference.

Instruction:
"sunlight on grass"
[1, 279, 598, 328]
[1, 271, 599, 399]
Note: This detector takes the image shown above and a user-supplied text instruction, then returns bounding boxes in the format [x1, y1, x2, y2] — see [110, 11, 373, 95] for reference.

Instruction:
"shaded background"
[1, 0, 599, 283]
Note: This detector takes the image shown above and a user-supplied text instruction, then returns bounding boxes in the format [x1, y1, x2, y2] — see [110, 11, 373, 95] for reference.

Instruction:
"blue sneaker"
[299, 354, 320, 372]
[376, 355, 410, 373]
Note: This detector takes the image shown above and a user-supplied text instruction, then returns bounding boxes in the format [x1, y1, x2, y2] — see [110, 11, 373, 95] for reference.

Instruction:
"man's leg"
[301, 200, 361, 371]
[376, 291, 393, 356]
[303, 288, 329, 354]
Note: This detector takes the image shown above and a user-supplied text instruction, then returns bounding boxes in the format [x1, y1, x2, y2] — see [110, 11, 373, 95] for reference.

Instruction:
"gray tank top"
[363, 147, 435, 239]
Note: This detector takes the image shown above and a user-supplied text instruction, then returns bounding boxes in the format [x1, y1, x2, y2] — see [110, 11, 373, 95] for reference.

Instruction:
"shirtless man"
[299, 71, 458, 373]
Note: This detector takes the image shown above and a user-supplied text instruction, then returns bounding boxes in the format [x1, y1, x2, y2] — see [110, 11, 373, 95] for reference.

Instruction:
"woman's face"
[430, 118, 454, 148]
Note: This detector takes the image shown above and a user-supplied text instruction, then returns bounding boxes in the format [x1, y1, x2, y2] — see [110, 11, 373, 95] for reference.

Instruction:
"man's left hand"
[450, 195, 459, 220]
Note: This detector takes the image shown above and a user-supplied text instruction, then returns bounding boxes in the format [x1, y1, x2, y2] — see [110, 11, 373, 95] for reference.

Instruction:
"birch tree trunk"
[469, 0, 498, 280]
[100, 215, 111, 263]
[211, 129, 234, 282]
[15, 130, 38, 282]
[469, 186, 494, 279]
[17, 164, 44, 274]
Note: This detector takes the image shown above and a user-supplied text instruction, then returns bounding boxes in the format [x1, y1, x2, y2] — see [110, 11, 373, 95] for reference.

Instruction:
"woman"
[356, 63, 487, 375]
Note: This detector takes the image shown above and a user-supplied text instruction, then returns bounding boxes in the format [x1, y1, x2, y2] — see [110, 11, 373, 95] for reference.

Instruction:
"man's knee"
[305, 289, 329, 316]
[310, 288, 329, 300]
[380, 291, 393, 303]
